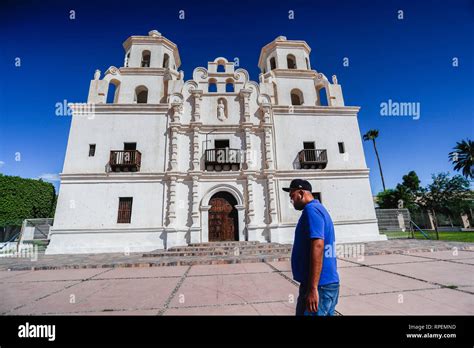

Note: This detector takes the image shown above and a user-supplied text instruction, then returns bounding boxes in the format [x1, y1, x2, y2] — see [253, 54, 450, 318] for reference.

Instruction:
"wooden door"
[209, 197, 235, 241]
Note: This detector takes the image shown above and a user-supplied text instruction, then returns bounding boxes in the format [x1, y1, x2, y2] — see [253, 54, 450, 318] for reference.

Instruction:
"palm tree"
[363, 129, 386, 191]
[449, 139, 473, 179]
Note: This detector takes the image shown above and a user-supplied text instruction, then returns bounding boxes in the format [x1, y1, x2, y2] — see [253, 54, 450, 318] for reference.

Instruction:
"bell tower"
[87, 30, 182, 104]
[122, 30, 180, 70]
[258, 36, 344, 107]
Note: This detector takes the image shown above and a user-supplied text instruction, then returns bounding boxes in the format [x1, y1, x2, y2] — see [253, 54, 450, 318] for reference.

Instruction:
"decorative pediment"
[105, 66, 120, 76]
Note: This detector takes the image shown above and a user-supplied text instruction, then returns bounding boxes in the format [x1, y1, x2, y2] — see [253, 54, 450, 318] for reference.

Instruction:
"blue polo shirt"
[291, 199, 339, 286]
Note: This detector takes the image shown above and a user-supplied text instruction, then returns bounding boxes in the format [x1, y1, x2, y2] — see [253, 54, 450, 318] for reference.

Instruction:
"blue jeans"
[295, 282, 339, 316]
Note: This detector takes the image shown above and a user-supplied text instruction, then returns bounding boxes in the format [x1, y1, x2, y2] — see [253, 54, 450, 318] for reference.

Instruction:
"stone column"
[192, 127, 200, 171]
[243, 128, 253, 170]
[168, 102, 182, 171]
[167, 175, 177, 227]
[236, 205, 246, 241]
[266, 174, 277, 225]
[191, 89, 203, 122]
[239, 88, 252, 123]
[171, 102, 182, 123]
[461, 213, 470, 229]
[427, 211, 436, 230]
[246, 175, 256, 226]
[191, 176, 200, 227]
[260, 103, 274, 170]
[169, 125, 179, 171]
[200, 205, 211, 242]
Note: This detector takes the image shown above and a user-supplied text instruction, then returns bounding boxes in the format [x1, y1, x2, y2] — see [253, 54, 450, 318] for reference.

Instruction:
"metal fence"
[375, 208, 411, 231]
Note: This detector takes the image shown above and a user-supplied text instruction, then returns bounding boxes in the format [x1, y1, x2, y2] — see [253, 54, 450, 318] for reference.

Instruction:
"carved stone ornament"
[217, 99, 227, 121]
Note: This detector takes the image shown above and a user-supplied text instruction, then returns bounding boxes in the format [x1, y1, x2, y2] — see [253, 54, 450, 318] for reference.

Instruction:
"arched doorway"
[208, 192, 238, 241]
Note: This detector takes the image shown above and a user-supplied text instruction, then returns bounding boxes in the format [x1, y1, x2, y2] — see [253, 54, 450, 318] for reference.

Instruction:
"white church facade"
[46, 30, 386, 255]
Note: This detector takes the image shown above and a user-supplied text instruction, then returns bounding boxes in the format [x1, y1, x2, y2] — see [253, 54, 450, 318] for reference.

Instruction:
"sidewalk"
[1, 241, 473, 315]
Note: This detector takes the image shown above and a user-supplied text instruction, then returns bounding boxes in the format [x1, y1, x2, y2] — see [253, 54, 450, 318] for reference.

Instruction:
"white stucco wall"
[47, 32, 386, 255]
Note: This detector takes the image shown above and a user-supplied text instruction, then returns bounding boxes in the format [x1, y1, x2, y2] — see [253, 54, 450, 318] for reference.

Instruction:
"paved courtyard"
[1, 244, 473, 315]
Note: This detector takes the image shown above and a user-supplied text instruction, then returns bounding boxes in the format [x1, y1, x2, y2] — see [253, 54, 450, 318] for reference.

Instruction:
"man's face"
[289, 189, 305, 211]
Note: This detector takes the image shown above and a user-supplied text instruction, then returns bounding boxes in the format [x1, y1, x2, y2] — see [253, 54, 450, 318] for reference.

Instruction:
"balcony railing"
[298, 149, 328, 169]
[109, 150, 142, 172]
[205, 148, 242, 171]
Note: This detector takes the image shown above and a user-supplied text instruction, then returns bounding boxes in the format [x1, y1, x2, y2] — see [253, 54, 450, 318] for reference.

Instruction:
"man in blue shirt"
[283, 179, 340, 316]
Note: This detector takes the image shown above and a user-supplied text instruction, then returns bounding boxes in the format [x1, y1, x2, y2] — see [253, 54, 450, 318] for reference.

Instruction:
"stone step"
[142, 250, 227, 257]
[164, 254, 292, 266]
[19, 253, 292, 271]
[188, 241, 261, 247]
[141, 253, 292, 265]
[142, 247, 292, 258]
[168, 243, 291, 252]
[169, 247, 293, 254]
[225, 247, 292, 255]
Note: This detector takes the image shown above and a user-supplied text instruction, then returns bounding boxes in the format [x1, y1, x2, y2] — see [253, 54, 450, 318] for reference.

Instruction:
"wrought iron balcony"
[205, 148, 242, 171]
[298, 149, 328, 169]
[109, 150, 142, 172]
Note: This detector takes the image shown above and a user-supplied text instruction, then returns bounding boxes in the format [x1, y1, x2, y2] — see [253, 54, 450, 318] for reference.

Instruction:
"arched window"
[217, 63, 225, 72]
[106, 80, 120, 104]
[141, 50, 151, 68]
[225, 79, 234, 92]
[318, 87, 328, 106]
[287, 54, 297, 69]
[305, 57, 310, 70]
[208, 79, 217, 93]
[124, 51, 130, 67]
[135, 86, 148, 104]
[270, 57, 276, 70]
[163, 53, 170, 68]
[291, 89, 304, 105]
[161, 79, 169, 103]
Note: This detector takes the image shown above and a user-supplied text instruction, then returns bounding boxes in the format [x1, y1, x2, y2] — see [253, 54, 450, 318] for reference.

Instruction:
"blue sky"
[0, 0, 473, 194]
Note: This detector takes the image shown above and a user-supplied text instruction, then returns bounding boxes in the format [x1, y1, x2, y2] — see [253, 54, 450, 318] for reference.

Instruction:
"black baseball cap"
[282, 179, 312, 192]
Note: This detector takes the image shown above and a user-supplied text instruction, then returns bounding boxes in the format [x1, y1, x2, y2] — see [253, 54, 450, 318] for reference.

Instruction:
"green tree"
[420, 173, 472, 239]
[0, 174, 56, 227]
[363, 129, 386, 191]
[449, 139, 473, 179]
[376, 171, 421, 211]
[375, 189, 399, 208]
[401, 170, 421, 193]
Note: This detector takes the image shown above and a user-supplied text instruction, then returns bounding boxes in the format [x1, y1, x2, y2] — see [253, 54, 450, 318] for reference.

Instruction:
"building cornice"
[185, 124, 262, 132]
[59, 169, 371, 182]
[268, 69, 319, 79]
[69, 103, 169, 115]
[277, 218, 378, 228]
[273, 169, 370, 179]
[50, 227, 166, 235]
[272, 105, 360, 115]
[68, 104, 359, 117]
[119, 67, 180, 77]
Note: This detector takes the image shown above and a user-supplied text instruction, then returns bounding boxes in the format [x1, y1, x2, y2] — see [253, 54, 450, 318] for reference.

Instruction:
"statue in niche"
[217, 98, 227, 121]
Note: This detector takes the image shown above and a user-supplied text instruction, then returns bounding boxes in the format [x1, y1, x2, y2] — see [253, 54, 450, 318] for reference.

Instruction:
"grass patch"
[381, 230, 474, 243]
